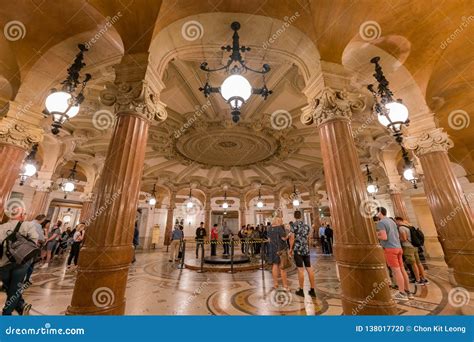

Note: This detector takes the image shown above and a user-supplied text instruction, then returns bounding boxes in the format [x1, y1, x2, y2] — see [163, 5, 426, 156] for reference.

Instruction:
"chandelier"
[148, 184, 157, 206]
[43, 44, 91, 134]
[220, 191, 230, 209]
[198, 22, 272, 123]
[291, 185, 302, 207]
[400, 146, 418, 189]
[365, 164, 379, 196]
[60, 161, 78, 199]
[186, 188, 194, 209]
[368, 56, 409, 143]
[256, 189, 264, 208]
[19, 143, 38, 186]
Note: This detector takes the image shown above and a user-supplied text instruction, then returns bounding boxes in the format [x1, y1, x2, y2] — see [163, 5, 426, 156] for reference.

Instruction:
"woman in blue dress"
[266, 216, 289, 290]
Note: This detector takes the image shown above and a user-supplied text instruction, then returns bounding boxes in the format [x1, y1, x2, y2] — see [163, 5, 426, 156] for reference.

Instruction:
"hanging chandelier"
[365, 164, 379, 196]
[186, 188, 194, 209]
[221, 191, 230, 209]
[148, 184, 157, 206]
[60, 161, 78, 199]
[291, 185, 302, 207]
[19, 143, 38, 186]
[43, 44, 91, 135]
[368, 57, 409, 143]
[256, 189, 264, 208]
[198, 21, 272, 123]
[400, 146, 418, 189]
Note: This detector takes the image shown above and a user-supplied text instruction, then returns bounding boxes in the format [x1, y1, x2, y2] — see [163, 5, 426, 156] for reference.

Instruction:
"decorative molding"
[30, 179, 54, 192]
[302, 87, 365, 127]
[404, 128, 453, 156]
[0, 118, 43, 149]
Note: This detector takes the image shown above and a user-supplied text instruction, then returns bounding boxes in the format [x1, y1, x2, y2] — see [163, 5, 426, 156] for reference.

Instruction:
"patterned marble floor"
[1, 246, 462, 315]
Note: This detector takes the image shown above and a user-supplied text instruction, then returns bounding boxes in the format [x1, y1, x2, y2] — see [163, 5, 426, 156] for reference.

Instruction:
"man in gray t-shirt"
[376, 217, 401, 249]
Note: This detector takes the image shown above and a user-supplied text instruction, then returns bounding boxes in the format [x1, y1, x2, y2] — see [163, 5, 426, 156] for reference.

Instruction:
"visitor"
[132, 214, 140, 264]
[0, 210, 39, 315]
[238, 225, 246, 253]
[289, 211, 316, 297]
[195, 222, 206, 258]
[395, 217, 429, 285]
[254, 225, 261, 255]
[210, 224, 218, 256]
[221, 222, 232, 255]
[267, 216, 289, 290]
[24, 214, 46, 285]
[67, 223, 85, 269]
[324, 224, 333, 255]
[40, 220, 62, 268]
[39, 220, 51, 264]
[319, 224, 328, 254]
[376, 207, 412, 301]
[169, 224, 183, 262]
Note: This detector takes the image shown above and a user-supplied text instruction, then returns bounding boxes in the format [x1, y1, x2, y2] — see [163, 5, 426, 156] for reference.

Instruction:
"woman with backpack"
[395, 217, 429, 285]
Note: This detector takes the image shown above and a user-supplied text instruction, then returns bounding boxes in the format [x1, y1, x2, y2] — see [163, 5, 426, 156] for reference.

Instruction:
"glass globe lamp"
[220, 75, 252, 102]
[62, 181, 75, 193]
[45, 91, 80, 123]
[256, 200, 264, 208]
[149, 197, 157, 206]
[292, 198, 300, 207]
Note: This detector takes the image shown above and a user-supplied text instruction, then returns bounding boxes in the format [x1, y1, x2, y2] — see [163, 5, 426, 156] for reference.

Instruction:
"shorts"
[293, 253, 311, 268]
[383, 248, 404, 269]
[402, 246, 420, 265]
[46, 241, 57, 251]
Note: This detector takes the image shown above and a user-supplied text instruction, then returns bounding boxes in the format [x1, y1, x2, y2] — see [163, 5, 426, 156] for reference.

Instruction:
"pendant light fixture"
[400, 146, 418, 189]
[291, 185, 301, 207]
[198, 22, 272, 123]
[186, 188, 194, 209]
[61, 161, 78, 199]
[222, 191, 230, 209]
[256, 189, 264, 208]
[148, 184, 157, 206]
[43, 44, 91, 134]
[365, 164, 379, 196]
[19, 143, 38, 186]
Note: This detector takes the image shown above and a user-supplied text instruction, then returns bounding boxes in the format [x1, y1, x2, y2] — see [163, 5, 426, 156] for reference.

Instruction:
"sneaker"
[308, 288, 317, 298]
[415, 280, 426, 286]
[393, 292, 409, 301]
[405, 291, 414, 299]
[295, 288, 305, 297]
[19, 303, 32, 316]
[422, 278, 430, 285]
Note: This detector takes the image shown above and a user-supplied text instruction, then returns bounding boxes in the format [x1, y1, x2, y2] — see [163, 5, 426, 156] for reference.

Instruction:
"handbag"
[277, 248, 293, 270]
[1, 221, 41, 265]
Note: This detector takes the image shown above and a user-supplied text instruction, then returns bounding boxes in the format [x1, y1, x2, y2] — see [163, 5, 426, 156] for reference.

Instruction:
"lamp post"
[43, 44, 91, 134]
[19, 143, 38, 186]
[198, 22, 272, 123]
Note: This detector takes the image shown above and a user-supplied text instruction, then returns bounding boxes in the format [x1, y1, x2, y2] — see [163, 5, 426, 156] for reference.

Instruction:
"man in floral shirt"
[289, 210, 316, 298]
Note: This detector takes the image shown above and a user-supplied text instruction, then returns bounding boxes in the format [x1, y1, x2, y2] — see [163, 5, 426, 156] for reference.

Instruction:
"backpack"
[1, 221, 40, 265]
[409, 226, 424, 247]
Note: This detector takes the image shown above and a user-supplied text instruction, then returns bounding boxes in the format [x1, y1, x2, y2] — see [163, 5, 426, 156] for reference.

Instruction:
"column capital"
[404, 128, 453, 156]
[80, 192, 94, 201]
[301, 87, 365, 127]
[0, 117, 43, 150]
[29, 179, 54, 192]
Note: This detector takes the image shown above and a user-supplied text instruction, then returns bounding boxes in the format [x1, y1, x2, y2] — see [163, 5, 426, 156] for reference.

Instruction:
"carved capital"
[301, 87, 365, 127]
[0, 118, 43, 150]
[30, 179, 53, 192]
[404, 128, 453, 156]
[100, 81, 167, 122]
[388, 182, 406, 194]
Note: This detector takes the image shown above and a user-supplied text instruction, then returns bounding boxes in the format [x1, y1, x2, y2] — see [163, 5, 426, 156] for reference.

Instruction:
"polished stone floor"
[2, 245, 461, 315]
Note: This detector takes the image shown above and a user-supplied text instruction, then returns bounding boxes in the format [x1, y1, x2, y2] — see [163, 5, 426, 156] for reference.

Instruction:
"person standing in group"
[39, 220, 51, 264]
[221, 221, 232, 256]
[238, 225, 246, 253]
[289, 211, 317, 298]
[40, 220, 62, 268]
[0, 211, 39, 315]
[195, 222, 207, 258]
[67, 223, 85, 270]
[210, 224, 218, 256]
[324, 224, 333, 255]
[267, 216, 290, 290]
[319, 224, 328, 254]
[169, 224, 184, 262]
[395, 217, 429, 285]
[376, 207, 412, 301]
[24, 214, 46, 285]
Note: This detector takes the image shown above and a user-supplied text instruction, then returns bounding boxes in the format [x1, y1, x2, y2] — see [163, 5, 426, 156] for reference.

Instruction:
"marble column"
[27, 190, 50, 220]
[204, 194, 211, 235]
[80, 200, 94, 223]
[163, 191, 176, 246]
[67, 54, 167, 315]
[239, 194, 246, 227]
[303, 87, 396, 314]
[406, 129, 474, 290]
[0, 119, 42, 218]
[389, 190, 409, 220]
